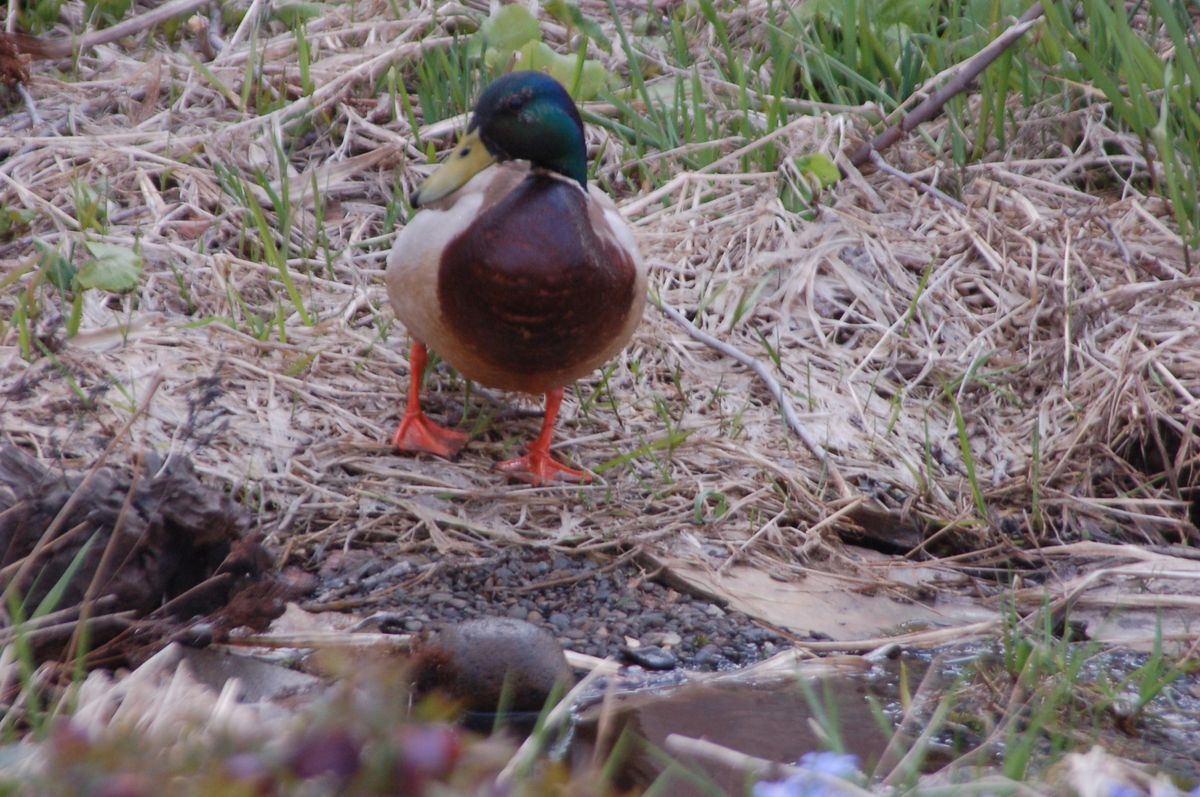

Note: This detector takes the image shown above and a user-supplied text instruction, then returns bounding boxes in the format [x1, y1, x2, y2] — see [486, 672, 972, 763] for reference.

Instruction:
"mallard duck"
[386, 71, 646, 485]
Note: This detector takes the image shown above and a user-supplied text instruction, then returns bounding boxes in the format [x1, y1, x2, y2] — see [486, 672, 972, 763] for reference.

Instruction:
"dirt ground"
[2, 0, 1199, 740]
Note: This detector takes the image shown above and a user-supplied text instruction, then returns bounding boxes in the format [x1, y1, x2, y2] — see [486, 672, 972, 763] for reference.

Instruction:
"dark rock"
[621, 645, 677, 671]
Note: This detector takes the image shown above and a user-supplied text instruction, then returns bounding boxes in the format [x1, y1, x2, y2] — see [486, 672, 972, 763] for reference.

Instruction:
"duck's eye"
[459, 147, 472, 158]
[505, 94, 528, 113]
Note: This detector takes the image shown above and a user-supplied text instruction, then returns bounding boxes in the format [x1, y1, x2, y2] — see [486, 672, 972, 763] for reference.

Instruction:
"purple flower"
[752, 752, 862, 797]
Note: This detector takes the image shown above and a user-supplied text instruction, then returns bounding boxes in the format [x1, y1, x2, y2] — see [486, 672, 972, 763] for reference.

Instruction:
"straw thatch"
[1, 0, 1197, 599]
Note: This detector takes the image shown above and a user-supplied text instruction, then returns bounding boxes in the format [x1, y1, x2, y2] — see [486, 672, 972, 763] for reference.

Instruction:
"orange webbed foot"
[495, 386, 591, 485]
[496, 449, 592, 486]
[392, 411, 469, 460]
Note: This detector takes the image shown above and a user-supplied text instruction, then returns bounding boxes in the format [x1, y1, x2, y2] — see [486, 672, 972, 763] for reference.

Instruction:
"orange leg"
[392, 342, 468, 459]
[496, 388, 592, 486]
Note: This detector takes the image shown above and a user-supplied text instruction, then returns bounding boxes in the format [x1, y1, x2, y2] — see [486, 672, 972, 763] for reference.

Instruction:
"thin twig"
[869, 151, 967, 211]
[655, 296, 851, 499]
[1, 0, 210, 59]
[16, 83, 42, 127]
[846, 3, 1046, 168]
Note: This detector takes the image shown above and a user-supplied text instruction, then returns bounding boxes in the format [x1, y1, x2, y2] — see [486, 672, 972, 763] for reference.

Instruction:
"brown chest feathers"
[437, 175, 637, 378]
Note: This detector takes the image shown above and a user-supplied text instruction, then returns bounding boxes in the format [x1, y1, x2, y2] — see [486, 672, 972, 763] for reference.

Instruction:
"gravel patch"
[315, 548, 791, 671]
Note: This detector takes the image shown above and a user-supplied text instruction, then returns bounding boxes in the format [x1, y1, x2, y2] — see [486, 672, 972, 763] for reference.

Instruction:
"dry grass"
[1, 0, 1198, 608]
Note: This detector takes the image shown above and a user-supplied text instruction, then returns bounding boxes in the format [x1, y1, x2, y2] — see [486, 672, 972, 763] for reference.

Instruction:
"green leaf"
[544, 0, 611, 52]
[512, 40, 558, 73]
[270, 2, 322, 26]
[30, 0, 63, 33]
[793, 154, 841, 188]
[84, 0, 132, 25]
[548, 53, 608, 101]
[40, 248, 77, 292]
[509, 42, 609, 101]
[0, 208, 35, 240]
[76, 242, 142, 293]
[479, 5, 541, 52]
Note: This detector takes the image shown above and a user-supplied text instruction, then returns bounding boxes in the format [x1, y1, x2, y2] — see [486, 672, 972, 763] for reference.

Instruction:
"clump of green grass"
[1041, 0, 1200, 259]
[752, 594, 1199, 797]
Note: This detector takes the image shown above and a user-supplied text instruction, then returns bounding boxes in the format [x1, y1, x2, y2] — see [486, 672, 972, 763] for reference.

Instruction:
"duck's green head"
[413, 72, 587, 206]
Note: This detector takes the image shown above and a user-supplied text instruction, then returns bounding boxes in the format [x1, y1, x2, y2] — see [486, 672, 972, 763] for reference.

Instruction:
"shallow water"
[568, 644, 1200, 795]
[572, 671, 899, 796]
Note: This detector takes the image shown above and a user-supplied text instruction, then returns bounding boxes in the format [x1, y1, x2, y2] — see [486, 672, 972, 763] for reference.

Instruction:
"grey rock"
[549, 612, 571, 631]
[414, 618, 571, 713]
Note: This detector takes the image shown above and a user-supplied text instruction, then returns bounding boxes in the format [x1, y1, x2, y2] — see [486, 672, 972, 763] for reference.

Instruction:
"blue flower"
[796, 752, 861, 780]
[751, 752, 862, 797]
[1106, 786, 1140, 797]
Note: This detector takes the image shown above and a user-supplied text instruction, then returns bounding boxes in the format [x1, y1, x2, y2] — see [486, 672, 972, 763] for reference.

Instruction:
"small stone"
[506, 605, 528, 621]
[448, 598, 468, 609]
[694, 644, 721, 668]
[429, 592, 454, 604]
[404, 620, 424, 632]
[640, 612, 666, 627]
[620, 645, 677, 671]
[644, 631, 682, 648]
[548, 613, 571, 631]
[703, 604, 726, 618]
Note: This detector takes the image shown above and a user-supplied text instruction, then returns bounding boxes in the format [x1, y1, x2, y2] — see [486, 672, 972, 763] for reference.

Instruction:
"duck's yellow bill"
[412, 130, 497, 207]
